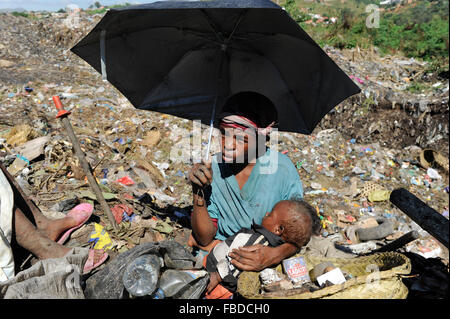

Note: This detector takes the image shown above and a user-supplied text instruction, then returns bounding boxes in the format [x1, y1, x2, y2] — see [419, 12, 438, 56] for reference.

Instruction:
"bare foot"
[187, 233, 221, 252]
[14, 205, 73, 260]
[41, 216, 79, 242]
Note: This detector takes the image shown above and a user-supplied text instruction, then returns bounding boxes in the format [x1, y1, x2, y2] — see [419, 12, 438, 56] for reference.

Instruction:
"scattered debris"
[0, 8, 447, 300]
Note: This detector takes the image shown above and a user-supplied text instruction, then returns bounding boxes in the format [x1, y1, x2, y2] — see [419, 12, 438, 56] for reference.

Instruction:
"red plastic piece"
[52, 95, 71, 118]
[115, 176, 135, 186]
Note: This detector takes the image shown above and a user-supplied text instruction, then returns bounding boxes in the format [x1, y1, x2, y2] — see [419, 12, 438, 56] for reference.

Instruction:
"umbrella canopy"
[71, 0, 360, 135]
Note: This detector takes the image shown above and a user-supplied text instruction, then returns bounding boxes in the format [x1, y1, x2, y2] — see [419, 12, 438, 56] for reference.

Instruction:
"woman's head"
[218, 92, 277, 163]
[220, 92, 278, 128]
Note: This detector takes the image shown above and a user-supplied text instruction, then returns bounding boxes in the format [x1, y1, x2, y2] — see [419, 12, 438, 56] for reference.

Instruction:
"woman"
[188, 91, 304, 272]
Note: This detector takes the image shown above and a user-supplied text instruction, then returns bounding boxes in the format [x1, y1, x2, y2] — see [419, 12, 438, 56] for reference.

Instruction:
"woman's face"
[220, 125, 257, 163]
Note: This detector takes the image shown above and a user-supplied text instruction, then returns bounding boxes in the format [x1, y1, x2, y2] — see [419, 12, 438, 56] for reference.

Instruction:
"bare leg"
[13, 187, 79, 242]
[2, 165, 105, 270]
[1, 164, 80, 241]
[13, 205, 105, 265]
[13, 205, 71, 260]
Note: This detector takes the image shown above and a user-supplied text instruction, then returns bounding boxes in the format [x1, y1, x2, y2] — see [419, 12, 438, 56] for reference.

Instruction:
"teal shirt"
[207, 148, 304, 241]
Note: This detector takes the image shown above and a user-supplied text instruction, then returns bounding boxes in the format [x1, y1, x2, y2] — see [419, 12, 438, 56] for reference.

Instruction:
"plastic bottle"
[152, 269, 208, 299]
[123, 254, 161, 297]
[176, 274, 210, 299]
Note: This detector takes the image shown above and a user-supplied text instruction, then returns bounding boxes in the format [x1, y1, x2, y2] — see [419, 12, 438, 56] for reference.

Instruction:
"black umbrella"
[71, 0, 360, 156]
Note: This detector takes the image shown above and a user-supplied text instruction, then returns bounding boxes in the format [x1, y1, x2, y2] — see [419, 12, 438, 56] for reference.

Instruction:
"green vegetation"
[86, 2, 133, 15]
[406, 81, 428, 93]
[284, 0, 449, 74]
[285, 0, 309, 23]
[374, 8, 448, 61]
[360, 95, 376, 115]
[11, 11, 29, 18]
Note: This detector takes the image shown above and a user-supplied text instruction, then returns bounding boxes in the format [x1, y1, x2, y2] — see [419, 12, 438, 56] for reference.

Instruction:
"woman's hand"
[189, 160, 213, 190]
[189, 159, 216, 247]
[228, 243, 298, 271]
[228, 244, 275, 271]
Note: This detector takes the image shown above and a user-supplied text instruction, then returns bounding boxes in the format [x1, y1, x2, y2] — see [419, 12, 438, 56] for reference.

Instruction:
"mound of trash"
[0, 10, 448, 299]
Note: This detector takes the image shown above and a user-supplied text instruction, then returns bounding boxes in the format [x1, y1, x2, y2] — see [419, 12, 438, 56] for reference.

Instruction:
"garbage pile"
[0, 10, 448, 298]
[0, 11, 102, 85]
[84, 240, 209, 299]
[0, 80, 200, 261]
[285, 128, 449, 261]
[258, 257, 353, 295]
[317, 45, 449, 155]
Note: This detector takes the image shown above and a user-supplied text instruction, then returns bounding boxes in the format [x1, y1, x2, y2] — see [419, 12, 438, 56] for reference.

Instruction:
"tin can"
[282, 256, 311, 284]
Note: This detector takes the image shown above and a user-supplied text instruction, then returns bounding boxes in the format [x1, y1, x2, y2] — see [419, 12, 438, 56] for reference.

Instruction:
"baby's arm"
[205, 232, 246, 292]
[206, 241, 236, 282]
[206, 271, 222, 293]
[205, 242, 233, 293]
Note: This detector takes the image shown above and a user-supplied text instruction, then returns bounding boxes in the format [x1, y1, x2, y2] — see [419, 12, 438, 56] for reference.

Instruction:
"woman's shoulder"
[257, 148, 297, 177]
[263, 148, 296, 168]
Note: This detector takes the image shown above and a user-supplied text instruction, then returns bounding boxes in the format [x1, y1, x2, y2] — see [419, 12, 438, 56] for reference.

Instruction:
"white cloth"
[0, 247, 89, 299]
[0, 169, 15, 282]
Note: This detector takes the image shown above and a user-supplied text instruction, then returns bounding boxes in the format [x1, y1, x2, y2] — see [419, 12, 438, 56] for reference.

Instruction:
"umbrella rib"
[225, 9, 249, 44]
[182, 29, 223, 47]
[199, 9, 225, 43]
[74, 25, 222, 50]
[198, 9, 250, 160]
[234, 43, 312, 133]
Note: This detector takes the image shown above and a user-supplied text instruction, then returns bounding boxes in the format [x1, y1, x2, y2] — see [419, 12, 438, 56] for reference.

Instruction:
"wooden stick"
[52, 96, 118, 230]
[390, 188, 449, 248]
[59, 116, 118, 230]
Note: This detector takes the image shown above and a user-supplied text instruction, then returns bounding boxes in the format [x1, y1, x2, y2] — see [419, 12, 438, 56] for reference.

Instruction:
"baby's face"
[262, 201, 312, 246]
[261, 201, 290, 235]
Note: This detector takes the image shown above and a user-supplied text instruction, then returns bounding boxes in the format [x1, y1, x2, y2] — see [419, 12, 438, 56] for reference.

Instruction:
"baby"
[205, 198, 320, 297]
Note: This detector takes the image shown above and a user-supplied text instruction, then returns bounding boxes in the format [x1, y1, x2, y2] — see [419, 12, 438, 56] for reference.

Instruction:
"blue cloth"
[207, 148, 303, 240]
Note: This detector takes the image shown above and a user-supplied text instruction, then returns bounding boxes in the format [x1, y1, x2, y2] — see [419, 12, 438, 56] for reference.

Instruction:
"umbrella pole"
[203, 11, 247, 162]
[205, 103, 216, 162]
[205, 50, 226, 162]
[100, 30, 107, 82]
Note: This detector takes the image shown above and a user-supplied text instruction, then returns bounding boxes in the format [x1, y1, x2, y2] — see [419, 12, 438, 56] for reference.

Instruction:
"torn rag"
[220, 113, 275, 136]
[0, 247, 89, 299]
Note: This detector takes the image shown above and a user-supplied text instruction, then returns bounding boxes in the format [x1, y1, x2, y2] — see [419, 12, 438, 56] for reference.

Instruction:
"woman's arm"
[189, 161, 216, 247]
[228, 242, 298, 271]
[191, 191, 217, 246]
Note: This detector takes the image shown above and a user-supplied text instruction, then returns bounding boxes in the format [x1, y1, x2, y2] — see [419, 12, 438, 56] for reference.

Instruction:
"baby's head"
[261, 198, 321, 248]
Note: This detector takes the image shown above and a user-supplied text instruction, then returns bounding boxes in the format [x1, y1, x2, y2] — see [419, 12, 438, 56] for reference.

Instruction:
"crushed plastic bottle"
[123, 254, 161, 297]
[152, 269, 208, 299]
[176, 274, 210, 299]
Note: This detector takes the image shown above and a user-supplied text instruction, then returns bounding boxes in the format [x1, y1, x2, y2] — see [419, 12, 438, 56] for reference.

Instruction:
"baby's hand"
[206, 272, 222, 293]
